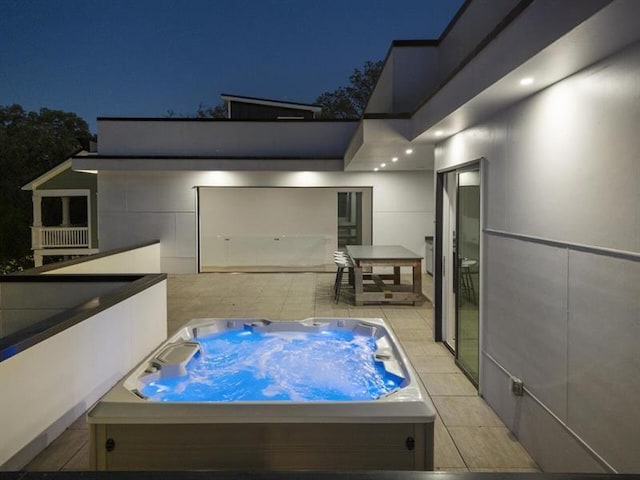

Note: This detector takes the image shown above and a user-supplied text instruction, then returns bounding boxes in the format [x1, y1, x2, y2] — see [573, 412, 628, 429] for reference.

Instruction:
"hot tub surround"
[88, 317, 436, 471]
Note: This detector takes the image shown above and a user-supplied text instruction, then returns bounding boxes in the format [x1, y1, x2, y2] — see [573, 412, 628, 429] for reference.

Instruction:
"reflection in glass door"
[456, 169, 480, 384]
[337, 192, 362, 249]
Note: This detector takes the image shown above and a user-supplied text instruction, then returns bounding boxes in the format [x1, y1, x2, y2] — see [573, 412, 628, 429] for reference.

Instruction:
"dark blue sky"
[1, 0, 464, 132]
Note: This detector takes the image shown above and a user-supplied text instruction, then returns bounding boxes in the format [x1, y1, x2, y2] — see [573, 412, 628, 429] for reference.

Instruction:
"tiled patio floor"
[24, 272, 539, 472]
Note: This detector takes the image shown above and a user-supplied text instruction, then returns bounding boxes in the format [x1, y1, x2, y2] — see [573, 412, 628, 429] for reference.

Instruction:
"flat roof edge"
[96, 117, 358, 123]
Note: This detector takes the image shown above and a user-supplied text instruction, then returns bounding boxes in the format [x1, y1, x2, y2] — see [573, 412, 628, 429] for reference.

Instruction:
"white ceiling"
[344, 118, 434, 171]
[345, 141, 435, 172]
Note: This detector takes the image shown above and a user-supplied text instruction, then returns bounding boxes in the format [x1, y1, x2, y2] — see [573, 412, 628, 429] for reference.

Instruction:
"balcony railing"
[32, 226, 89, 249]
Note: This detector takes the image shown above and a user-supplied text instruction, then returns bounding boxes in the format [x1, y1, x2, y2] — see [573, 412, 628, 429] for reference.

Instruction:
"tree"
[195, 102, 227, 119]
[0, 104, 93, 271]
[315, 60, 383, 119]
[191, 59, 382, 120]
[166, 102, 228, 119]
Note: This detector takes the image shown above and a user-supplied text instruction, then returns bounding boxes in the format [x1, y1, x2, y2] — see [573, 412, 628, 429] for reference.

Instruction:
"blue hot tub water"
[141, 328, 404, 402]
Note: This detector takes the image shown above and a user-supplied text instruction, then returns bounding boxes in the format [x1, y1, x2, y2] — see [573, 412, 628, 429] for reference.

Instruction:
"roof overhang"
[412, 0, 637, 142]
[21, 158, 77, 191]
[343, 117, 434, 172]
[346, 0, 639, 170]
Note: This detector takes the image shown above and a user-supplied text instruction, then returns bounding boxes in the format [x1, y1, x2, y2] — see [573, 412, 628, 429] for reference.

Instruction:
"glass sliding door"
[456, 168, 480, 384]
[336, 189, 372, 251]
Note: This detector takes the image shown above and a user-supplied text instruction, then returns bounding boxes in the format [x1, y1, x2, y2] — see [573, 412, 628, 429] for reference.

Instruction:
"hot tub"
[88, 317, 436, 471]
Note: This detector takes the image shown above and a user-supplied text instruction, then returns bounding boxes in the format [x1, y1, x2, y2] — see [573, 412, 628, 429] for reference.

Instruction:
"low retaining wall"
[0, 274, 167, 470]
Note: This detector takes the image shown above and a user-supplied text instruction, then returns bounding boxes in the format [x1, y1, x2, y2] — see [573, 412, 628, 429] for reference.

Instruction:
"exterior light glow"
[374, 167, 379, 172]
[381, 163, 386, 168]
[392, 157, 398, 162]
[435, 130, 443, 137]
[520, 77, 534, 86]
[405, 148, 413, 154]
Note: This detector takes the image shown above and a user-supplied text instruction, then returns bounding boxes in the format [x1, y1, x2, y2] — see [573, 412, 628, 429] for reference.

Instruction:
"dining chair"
[333, 251, 353, 303]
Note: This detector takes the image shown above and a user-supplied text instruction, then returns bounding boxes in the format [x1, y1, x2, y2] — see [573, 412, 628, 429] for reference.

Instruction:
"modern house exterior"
[18, 0, 640, 473]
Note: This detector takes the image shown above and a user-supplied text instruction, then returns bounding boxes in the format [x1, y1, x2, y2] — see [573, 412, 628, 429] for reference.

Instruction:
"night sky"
[1, 0, 464, 132]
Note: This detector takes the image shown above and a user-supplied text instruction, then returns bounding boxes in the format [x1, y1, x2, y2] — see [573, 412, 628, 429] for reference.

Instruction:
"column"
[32, 194, 42, 227]
[32, 194, 42, 249]
[61, 196, 70, 227]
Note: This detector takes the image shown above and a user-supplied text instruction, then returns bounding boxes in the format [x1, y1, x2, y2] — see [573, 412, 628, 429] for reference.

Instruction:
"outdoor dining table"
[346, 245, 427, 306]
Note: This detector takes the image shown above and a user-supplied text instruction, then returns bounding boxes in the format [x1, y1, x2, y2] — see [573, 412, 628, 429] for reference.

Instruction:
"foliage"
[195, 102, 228, 118]
[315, 60, 383, 119]
[190, 59, 382, 120]
[168, 102, 227, 119]
[0, 255, 33, 275]
[0, 104, 93, 271]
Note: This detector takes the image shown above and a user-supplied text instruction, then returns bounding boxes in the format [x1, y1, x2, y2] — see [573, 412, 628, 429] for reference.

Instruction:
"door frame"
[335, 187, 373, 248]
[437, 171, 457, 352]
[434, 158, 484, 390]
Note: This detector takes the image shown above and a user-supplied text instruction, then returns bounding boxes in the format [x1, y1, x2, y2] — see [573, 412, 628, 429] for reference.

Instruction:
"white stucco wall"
[0, 281, 167, 470]
[98, 120, 357, 158]
[366, 46, 440, 115]
[434, 41, 640, 473]
[97, 170, 434, 274]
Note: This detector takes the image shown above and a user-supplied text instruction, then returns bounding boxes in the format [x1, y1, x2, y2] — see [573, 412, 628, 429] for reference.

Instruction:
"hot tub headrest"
[151, 341, 201, 378]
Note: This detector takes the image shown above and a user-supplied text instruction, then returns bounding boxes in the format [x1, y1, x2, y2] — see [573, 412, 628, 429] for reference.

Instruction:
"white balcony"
[33, 226, 89, 249]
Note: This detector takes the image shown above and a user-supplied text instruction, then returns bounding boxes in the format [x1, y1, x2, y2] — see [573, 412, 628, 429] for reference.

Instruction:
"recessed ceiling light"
[381, 163, 386, 168]
[392, 157, 398, 162]
[374, 167, 379, 172]
[435, 130, 444, 137]
[405, 148, 413, 154]
[520, 77, 534, 86]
